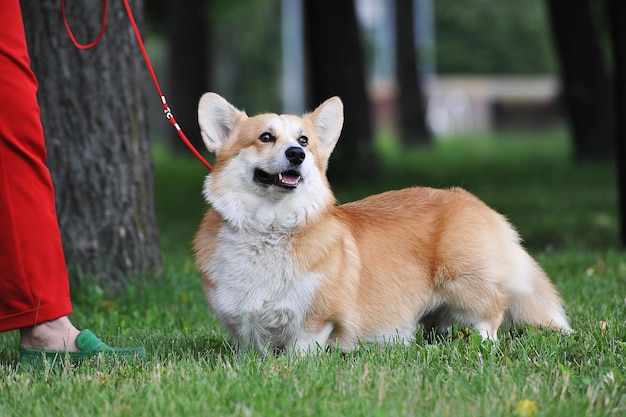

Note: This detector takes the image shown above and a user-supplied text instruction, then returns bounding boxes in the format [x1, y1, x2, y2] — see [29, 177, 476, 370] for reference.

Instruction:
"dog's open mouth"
[254, 168, 303, 189]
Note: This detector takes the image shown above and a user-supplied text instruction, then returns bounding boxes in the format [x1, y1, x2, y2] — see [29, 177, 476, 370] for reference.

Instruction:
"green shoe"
[19, 329, 146, 367]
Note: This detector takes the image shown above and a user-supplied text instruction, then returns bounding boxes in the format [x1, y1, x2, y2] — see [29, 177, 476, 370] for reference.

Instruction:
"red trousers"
[0, 0, 73, 332]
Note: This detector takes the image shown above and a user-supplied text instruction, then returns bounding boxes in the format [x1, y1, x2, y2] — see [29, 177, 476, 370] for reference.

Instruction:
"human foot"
[19, 316, 80, 351]
[19, 329, 147, 367]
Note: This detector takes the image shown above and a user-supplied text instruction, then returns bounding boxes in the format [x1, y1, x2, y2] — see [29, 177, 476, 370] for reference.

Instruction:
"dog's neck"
[203, 174, 335, 234]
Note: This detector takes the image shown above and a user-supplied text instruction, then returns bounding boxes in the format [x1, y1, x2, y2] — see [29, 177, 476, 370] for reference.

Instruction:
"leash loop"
[61, 0, 108, 50]
[60, 0, 213, 171]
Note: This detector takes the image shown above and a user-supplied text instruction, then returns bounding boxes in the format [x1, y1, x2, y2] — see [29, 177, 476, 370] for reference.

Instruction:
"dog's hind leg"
[432, 270, 511, 341]
[473, 311, 505, 341]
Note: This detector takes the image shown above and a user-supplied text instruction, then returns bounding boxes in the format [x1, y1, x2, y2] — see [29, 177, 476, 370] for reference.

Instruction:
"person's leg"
[0, 0, 79, 350]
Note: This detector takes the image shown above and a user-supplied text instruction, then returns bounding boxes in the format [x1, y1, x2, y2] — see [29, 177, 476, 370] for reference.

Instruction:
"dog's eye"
[298, 135, 308, 147]
[259, 132, 275, 143]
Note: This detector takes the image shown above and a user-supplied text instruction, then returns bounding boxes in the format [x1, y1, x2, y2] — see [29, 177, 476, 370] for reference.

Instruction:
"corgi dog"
[193, 93, 572, 353]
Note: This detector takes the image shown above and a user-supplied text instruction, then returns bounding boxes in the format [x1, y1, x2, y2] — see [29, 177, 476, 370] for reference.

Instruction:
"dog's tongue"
[278, 172, 301, 187]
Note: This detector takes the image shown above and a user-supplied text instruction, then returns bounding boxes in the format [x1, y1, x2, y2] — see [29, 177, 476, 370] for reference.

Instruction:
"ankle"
[20, 317, 80, 351]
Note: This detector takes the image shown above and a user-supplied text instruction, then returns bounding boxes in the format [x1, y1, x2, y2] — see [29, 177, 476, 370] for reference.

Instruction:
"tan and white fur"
[193, 93, 572, 354]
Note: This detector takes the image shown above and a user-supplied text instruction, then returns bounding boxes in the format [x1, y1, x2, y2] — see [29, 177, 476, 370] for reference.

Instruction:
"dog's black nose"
[285, 146, 306, 165]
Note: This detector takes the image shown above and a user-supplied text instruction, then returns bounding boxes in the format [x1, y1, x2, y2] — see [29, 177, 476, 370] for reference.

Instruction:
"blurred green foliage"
[434, 0, 556, 74]
[209, 0, 282, 114]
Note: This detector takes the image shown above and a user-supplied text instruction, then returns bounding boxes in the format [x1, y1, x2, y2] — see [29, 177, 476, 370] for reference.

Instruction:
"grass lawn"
[1, 130, 624, 416]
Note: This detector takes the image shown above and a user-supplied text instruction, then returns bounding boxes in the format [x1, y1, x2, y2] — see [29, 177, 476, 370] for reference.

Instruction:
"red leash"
[60, 0, 213, 171]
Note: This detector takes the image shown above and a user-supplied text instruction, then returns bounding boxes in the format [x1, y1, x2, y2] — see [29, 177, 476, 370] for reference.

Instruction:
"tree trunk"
[395, 0, 431, 146]
[167, 0, 210, 153]
[21, 0, 162, 293]
[609, 0, 626, 247]
[304, 0, 377, 183]
[545, 0, 614, 161]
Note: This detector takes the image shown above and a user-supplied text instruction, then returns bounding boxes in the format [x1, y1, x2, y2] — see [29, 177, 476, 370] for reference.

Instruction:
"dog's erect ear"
[310, 97, 344, 153]
[198, 93, 246, 153]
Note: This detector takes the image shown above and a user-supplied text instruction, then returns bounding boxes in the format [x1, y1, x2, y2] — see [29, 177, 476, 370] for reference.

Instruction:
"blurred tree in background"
[23, 0, 162, 294]
[166, 0, 211, 153]
[304, 0, 377, 183]
[395, 0, 431, 146]
[608, 0, 626, 247]
[545, 0, 614, 161]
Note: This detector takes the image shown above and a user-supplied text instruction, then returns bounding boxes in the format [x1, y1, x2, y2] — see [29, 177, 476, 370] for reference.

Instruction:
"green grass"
[1, 131, 625, 416]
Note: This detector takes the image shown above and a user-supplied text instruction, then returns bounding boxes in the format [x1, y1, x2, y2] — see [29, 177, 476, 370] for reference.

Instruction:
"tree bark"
[304, 0, 377, 183]
[609, 0, 626, 247]
[21, 0, 162, 293]
[395, 0, 431, 146]
[166, 0, 210, 153]
[545, 0, 614, 161]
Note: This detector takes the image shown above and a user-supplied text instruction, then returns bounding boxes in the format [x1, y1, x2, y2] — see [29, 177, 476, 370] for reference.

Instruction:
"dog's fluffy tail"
[507, 254, 573, 333]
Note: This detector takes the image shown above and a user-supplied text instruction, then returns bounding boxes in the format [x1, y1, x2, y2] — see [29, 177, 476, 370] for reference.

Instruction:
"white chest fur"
[205, 225, 323, 352]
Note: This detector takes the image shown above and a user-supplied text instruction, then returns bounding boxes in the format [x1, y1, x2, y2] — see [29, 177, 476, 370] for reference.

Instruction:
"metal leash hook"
[61, 0, 214, 171]
[161, 96, 180, 130]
